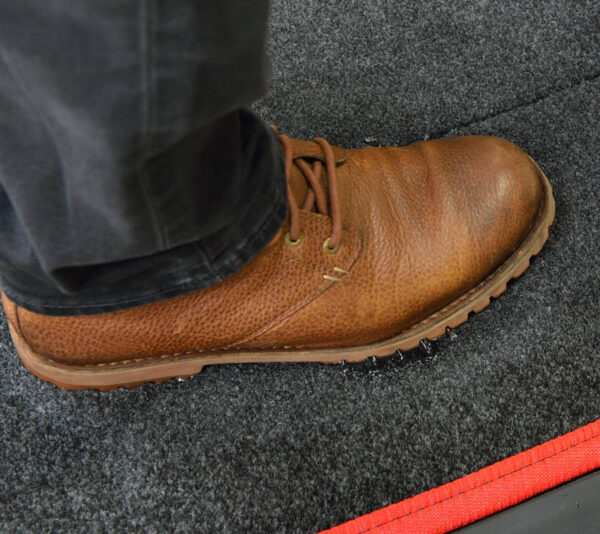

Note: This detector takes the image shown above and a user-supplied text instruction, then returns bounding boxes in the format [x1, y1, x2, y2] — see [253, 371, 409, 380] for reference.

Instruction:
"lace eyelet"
[285, 232, 303, 247]
[323, 237, 340, 255]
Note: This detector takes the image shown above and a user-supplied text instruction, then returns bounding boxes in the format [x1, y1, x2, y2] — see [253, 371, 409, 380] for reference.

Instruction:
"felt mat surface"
[1, 1, 599, 532]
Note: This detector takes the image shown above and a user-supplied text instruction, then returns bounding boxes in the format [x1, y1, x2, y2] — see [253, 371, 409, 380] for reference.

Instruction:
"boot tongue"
[288, 163, 309, 207]
[267, 160, 309, 248]
[283, 137, 347, 208]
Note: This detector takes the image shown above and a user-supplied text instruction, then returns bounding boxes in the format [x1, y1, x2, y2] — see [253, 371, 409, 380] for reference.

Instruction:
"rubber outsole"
[8, 161, 555, 391]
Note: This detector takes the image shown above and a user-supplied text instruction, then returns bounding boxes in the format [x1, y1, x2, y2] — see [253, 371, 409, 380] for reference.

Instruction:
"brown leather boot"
[1, 134, 554, 390]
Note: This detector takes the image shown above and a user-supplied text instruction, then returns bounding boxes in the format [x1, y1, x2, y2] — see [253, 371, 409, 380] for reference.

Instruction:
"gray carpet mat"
[1, 1, 599, 532]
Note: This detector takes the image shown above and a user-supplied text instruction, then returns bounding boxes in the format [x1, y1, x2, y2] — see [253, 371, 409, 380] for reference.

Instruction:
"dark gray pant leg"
[0, 0, 286, 315]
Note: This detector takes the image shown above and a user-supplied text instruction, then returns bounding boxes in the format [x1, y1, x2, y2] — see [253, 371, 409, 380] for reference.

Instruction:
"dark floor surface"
[1, 1, 599, 532]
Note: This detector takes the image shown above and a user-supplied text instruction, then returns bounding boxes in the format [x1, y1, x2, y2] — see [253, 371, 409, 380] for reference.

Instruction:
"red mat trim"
[321, 419, 600, 534]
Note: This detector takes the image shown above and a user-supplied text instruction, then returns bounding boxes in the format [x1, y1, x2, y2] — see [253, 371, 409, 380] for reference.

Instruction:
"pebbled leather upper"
[2, 135, 544, 364]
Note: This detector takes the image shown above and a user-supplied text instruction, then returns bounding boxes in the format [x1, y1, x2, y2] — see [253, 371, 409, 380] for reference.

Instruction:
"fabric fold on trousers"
[0, 0, 286, 315]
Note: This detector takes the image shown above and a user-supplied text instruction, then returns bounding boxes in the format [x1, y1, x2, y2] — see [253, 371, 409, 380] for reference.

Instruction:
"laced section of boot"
[279, 134, 343, 254]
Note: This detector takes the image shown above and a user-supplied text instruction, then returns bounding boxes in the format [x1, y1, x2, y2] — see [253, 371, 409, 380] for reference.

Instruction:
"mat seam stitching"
[357, 429, 600, 533]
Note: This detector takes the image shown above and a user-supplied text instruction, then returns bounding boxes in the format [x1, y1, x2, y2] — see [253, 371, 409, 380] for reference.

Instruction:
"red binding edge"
[321, 418, 600, 534]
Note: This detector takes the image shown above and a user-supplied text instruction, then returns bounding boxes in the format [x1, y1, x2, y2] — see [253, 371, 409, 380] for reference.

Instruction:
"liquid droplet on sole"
[446, 327, 458, 341]
[420, 339, 434, 356]
[364, 355, 379, 369]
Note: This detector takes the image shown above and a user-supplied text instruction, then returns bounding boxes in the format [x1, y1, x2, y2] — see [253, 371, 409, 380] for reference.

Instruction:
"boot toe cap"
[430, 135, 546, 273]
[464, 136, 544, 265]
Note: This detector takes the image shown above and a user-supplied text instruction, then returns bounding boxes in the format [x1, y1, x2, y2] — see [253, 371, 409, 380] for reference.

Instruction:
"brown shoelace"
[278, 134, 343, 253]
